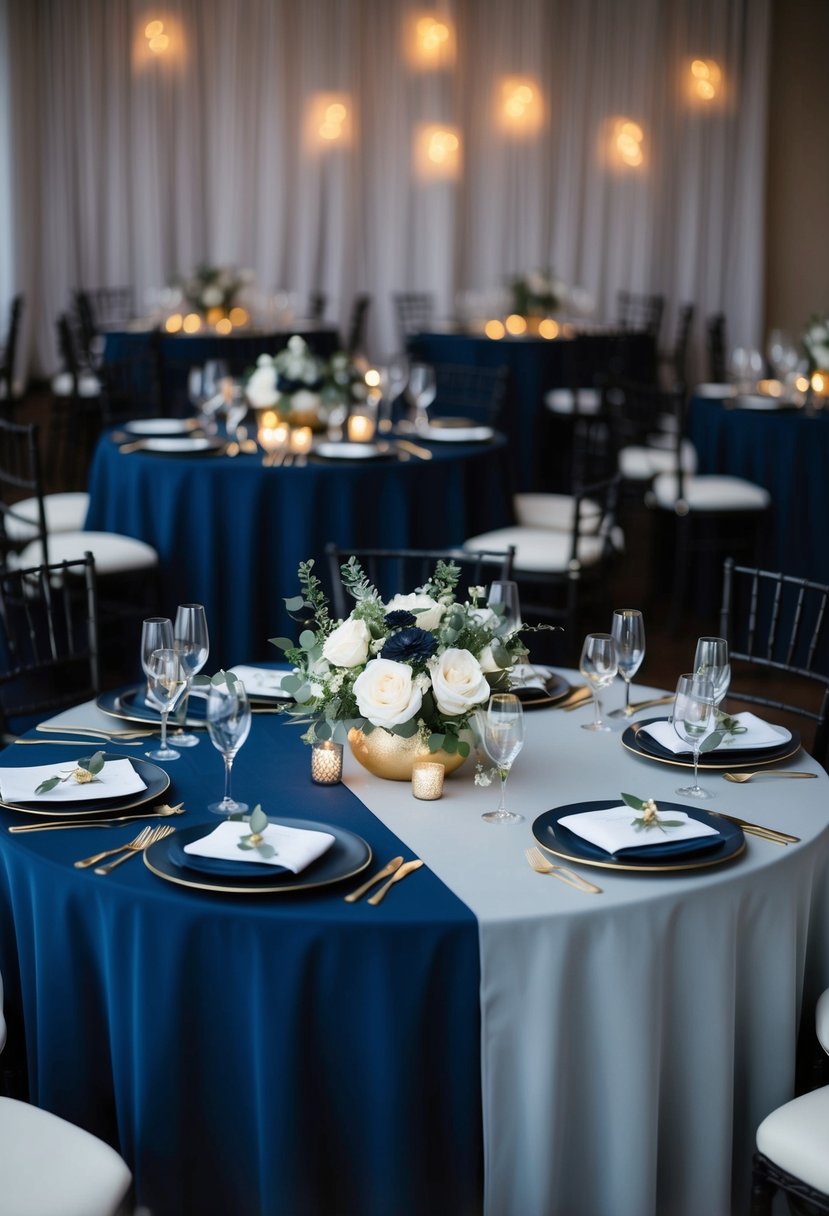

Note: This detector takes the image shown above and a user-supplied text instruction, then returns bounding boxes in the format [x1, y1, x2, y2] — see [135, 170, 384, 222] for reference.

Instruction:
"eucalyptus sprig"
[237, 804, 276, 859]
[192, 669, 239, 690]
[699, 711, 748, 754]
[35, 750, 106, 795]
[622, 792, 685, 834]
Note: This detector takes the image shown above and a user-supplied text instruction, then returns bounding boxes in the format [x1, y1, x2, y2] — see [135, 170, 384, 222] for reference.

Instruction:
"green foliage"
[35, 749, 106, 795]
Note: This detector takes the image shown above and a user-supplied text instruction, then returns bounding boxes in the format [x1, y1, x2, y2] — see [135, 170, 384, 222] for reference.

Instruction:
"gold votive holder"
[411, 760, 445, 801]
[311, 740, 343, 785]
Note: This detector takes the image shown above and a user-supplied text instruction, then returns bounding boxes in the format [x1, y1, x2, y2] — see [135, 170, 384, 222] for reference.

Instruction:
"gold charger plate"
[0, 754, 170, 818]
[622, 718, 801, 771]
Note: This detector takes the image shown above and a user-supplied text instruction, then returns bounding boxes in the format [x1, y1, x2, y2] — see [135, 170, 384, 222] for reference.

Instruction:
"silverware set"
[8, 803, 186, 833]
[343, 856, 424, 905]
[73, 824, 176, 874]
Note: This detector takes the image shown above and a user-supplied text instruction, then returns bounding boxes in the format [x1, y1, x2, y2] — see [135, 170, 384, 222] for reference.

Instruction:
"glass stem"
[692, 746, 700, 790]
[223, 755, 234, 803]
[159, 710, 168, 750]
[593, 691, 602, 728]
[497, 767, 509, 816]
[624, 677, 632, 710]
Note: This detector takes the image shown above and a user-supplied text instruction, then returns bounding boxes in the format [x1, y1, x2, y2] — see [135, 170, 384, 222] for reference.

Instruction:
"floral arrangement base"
[347, 727, 469, 782]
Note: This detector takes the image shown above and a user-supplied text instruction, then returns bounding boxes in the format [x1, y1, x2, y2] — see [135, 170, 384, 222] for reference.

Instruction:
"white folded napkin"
[184, 820, 335, 873]
[642, 712, 789, 755]
[0, 758, 147, 804]
[511, 663, 553, 691]
[228, 665, 293, 699]
[559, 806, 720, 855]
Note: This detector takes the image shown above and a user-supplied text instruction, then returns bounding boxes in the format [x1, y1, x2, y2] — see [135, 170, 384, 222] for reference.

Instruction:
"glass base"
[581, 722, 611, 732]
[209, 797, 249, 817]
[170, 731, 200, 748]
[145, 745, 180, 761]
[482, 809, 524, 824]
[676, 784, 711, 799]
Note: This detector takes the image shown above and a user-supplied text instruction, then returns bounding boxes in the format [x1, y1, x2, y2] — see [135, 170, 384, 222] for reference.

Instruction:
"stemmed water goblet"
[141, 616, 173, 711]
[206, 679, 252, 816]
[144, 648, 188, 761]
[693, 636, 730, 708]
[408, 362, 437, 430]
[480, 693, 524, 824]
[579, 633, 618, 731]
[189, 359, 228, 432]
[611, 609, 646, 716]
[172, 604, 210, 748]
[673, 673, 717, 798]
[378, 353, 409, 432]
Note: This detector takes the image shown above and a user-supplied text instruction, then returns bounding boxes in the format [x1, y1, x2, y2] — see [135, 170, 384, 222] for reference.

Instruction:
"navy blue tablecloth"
[84, 434, 512, 669]
[408, 330, 656, 491]
[688, 396, 829, 585]
[0, 718, 482, 1216]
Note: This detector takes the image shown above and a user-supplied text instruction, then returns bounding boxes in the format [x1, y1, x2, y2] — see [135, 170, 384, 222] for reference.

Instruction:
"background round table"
[84, 433, 512, 667]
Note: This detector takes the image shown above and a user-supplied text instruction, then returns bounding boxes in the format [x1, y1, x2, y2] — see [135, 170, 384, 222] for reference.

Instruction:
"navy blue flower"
[381, 627, 438, 663]
[384, 610, 417, 629]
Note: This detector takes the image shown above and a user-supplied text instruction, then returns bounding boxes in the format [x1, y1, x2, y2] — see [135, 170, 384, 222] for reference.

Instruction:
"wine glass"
[190, 360, 229, 432]
[378, 353, 409, 432]
[206, 679, 251, 816]
[579, 633, 618, 731]
[611, 609, 646, 716]
[480, 693, 524, 824]
[140, 617, 173, 708]
[693, 636, 730, 708]
[172, 604, 210, 748]
[144, 648, 188, 761]
[408, 363, 437, 430]
[673, 673, 717, 798]
[487, 580, 521, 636]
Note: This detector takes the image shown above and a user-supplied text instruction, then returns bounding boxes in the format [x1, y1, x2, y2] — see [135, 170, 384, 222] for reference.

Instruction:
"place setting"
[0, 749, 171, 819]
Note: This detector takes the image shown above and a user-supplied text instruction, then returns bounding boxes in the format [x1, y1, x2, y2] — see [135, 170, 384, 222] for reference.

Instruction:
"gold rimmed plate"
[97, 685, 206, 728]
[144, 818, 372, 895]
[622, 718, 801, 770]
[533, 801, 746, 874]
[511, 668, 571, 710]
[1, 755, 170, 818]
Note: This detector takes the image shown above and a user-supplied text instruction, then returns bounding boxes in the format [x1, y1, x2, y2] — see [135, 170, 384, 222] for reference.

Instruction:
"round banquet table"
[688, 393, 829, 585]
[0, 677, 828, 1216]
[83, 432, 512, 668]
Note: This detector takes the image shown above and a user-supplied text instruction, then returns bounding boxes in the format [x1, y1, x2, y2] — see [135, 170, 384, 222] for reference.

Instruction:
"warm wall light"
[414, 124, 461, 180]
[497, 77, 543, 136]
[406, 12, 456, 69]
[305, 93, 353, 151]
[133, 14, 185, 70]
[689, 58, 723, 103]
[604, 117, 645, 169]
[145, 18, 169, 53]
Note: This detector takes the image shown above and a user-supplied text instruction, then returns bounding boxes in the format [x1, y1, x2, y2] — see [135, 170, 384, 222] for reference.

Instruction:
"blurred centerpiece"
[802, 315, 829, 375]
[246, 335, 367, 430]
[174, 263, 253, 329]
[273, 558, 528, 780]
[510, 268, 569, 327]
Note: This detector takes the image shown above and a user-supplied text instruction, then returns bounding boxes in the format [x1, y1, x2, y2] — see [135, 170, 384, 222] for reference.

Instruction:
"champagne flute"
[610, 609, 646, 716]
[172, 604, 210, 747]
[144, 648, 188, 761]
[206, 679, 251, 816]
[673, 673, 717, 798]
[480, 693, 524, 824]
[579, 633, 618, 732]
[693, 637, 730, 708]
[408, 362, 437, 430]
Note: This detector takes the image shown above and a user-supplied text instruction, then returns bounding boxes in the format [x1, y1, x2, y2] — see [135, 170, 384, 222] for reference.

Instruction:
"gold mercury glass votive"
[311, 740, 344, 785]
[411, 760, 445, 801]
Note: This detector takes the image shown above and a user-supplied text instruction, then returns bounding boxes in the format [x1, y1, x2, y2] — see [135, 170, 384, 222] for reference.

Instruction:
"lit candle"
[347, 413, 375, 443]
[311, 740, 343, 785]
[411, 760, 445, 801]
[290, 426, 313, 455]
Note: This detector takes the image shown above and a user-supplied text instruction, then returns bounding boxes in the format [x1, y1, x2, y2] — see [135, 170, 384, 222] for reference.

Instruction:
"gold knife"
[707, 810, 800, 845]
[36, 724, 153, 740]
[367, 858, 424, 905]
[395, 438, 432, 460]
[343, 856, 404, 902]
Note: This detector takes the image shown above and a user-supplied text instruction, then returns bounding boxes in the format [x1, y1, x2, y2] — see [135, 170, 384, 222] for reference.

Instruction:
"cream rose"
[245, 365, 278, 408]
[353, 658, 423, 728]
[477, 643, 503, 674]
[322, 617, 370, 668]
[430, 648, 491, 715]
[384, 593, 445, 632]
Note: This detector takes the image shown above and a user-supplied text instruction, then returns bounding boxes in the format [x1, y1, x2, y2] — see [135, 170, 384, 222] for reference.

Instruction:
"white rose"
[322, 617, 370, 668]
[245, 365, 278, 408]
[430, 648, 491, 715]
[385, 593, 445, 632]
[256, 353, 274, 368]
[202, 285, 224, 308]
[353, 658, 423, 728]
[477, 643, 502, 674]
[289, 389, 321, 414]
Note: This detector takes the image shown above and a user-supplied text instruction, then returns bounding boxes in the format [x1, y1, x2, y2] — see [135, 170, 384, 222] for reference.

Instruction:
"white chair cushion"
[651, 473, 770, 513]
[0, 1096, 132, 1216]
[756, 1084, 829, 1195]
[465, 525, 614, 574]
[4, 492, 90, 541]
[513, 492, 602, 534]
[50, 371, 101, 398]
[19, 531, 158, 575]
[544, 387, 601, 416]
[619, 439, 698, 481]
[817, 989, 829, 1054]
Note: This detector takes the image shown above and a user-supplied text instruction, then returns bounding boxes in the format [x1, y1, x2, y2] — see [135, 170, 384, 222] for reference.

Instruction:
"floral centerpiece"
[510, 268, 569, 318]
[175, 263, 251, 320]
[802, 315, 829, 373]
[272, 557, 530, 779]
[245, 335, 367, 427]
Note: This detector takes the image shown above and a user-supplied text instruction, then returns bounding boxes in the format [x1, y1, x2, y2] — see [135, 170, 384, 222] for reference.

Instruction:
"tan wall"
[764, 0, 829, 340]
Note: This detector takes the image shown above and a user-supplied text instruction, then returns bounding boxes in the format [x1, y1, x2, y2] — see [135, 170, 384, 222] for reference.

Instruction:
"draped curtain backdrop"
[0, 0, 770, 376]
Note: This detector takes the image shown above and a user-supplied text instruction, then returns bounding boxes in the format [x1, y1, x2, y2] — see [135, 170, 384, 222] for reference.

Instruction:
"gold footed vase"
[347, 727, 470, 782]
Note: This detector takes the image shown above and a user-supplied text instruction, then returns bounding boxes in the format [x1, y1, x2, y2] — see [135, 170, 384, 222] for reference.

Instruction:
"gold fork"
[93, 825, 176, 875]
[723, 770, 817, 783]
[74, 825, 155, 869]
[524, 847, 603, 893]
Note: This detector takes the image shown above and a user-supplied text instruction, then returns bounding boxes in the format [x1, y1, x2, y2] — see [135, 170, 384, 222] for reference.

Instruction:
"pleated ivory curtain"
[0, 0, 770, 376]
